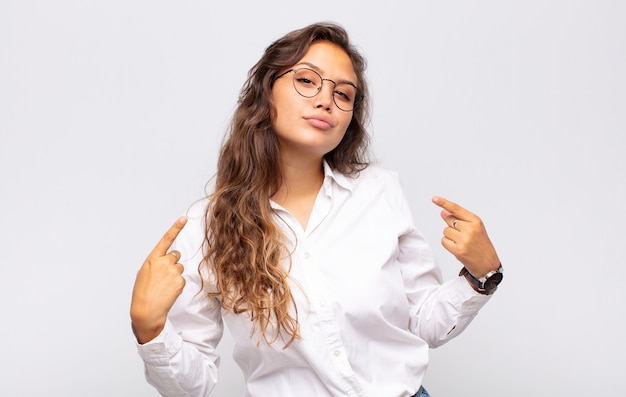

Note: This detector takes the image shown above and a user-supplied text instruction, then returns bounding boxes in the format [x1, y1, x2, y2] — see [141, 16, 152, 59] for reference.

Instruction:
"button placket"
[299, 251, 356, 382]
[272, 175, 365, 395]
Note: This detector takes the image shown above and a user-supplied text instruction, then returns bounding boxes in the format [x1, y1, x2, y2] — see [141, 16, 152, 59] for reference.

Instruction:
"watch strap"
[459, 264, 503, 295]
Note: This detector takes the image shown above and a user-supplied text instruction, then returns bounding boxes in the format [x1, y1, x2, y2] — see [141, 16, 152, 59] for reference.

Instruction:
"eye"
[334, 90, 351, 101]
[334, 84, 356, 103]
[296, 77, 316, 86]
[294, 69, 321, 87]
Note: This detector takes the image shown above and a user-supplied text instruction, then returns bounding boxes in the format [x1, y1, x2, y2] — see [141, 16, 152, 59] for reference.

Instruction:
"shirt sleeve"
[136, 209, 224, 396]
[409, 268, 492, 348]
[391, 175, 492, 348]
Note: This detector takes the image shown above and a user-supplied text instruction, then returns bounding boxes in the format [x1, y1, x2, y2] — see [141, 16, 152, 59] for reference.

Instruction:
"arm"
[131, 214, 224, 396]
[397, 193, 499, 347]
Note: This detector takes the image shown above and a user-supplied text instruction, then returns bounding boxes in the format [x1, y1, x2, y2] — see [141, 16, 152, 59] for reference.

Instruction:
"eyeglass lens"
[292, 69, 357, 111]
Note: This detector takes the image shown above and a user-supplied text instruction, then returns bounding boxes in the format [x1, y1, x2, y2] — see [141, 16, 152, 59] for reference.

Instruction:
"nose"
[314, 80, 335, 110]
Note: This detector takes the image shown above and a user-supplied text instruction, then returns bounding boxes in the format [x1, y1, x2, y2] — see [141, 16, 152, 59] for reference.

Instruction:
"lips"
[304, 115, 335, 130]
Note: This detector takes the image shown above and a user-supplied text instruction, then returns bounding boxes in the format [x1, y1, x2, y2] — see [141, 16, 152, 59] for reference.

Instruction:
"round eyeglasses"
[275, 68, 361, 112]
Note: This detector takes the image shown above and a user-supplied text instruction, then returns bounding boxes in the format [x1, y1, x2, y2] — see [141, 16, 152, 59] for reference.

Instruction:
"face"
[271, 41, 357, 163]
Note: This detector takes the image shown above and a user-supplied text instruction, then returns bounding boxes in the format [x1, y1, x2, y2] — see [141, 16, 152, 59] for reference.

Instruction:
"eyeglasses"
[275, 68, 361, 112]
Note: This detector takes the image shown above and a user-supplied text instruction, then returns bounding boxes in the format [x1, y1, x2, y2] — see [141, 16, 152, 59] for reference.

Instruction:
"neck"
[273, 156, 324, 203]
[271, 156, 325, 230]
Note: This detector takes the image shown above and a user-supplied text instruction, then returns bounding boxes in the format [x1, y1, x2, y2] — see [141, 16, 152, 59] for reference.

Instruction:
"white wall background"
[2, 1, 624, 396]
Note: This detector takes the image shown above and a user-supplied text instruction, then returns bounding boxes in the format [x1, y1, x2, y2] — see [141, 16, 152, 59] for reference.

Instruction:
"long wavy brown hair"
[202, 22, 371, 347]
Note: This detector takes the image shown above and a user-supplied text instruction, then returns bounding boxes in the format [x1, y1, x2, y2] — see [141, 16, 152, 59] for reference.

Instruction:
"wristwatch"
[459, 264, 503, 295]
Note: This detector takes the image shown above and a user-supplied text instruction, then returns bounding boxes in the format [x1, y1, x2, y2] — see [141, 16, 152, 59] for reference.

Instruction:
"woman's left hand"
[432, 196, 500, 278]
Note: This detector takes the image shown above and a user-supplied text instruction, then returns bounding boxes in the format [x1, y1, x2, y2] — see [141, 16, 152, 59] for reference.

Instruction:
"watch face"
[484, 272, 504, 290]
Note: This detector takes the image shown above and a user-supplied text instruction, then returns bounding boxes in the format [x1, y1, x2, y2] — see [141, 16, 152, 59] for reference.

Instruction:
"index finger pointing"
[150, 216, 188, 257]
[432, 196, 473, 220]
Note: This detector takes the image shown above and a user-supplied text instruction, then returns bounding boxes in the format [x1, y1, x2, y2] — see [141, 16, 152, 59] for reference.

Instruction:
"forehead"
[296, 41, 357, 83]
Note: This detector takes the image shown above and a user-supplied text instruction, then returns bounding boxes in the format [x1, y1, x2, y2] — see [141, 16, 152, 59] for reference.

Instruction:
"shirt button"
[304, 252, 311, 259]
[334, 350, 341, 357]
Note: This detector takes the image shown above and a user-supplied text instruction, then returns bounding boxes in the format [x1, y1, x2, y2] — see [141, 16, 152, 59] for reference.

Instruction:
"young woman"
[130, 22, 502, 397]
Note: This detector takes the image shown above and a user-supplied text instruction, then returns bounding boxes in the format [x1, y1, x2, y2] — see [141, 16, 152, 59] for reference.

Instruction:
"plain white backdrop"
[2, 1, 625, 396]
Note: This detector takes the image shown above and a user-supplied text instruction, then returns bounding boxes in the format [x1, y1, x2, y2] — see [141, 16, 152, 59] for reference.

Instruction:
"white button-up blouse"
[137, 162, 491, 397]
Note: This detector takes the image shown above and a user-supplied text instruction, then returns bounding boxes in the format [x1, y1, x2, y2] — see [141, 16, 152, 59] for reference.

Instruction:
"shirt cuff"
[450, 275, 492, 314]
[136, 320, 183, 365]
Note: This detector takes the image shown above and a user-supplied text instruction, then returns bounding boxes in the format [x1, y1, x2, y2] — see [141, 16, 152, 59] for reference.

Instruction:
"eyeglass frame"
[274, 68, 363, 112]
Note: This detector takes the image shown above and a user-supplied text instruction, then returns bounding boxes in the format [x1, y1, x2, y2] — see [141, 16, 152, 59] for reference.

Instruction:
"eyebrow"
[294, 62, 358, 87]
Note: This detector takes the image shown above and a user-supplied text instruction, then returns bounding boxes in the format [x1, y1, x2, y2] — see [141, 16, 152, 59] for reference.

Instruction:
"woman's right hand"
[130, 216, 188, 344]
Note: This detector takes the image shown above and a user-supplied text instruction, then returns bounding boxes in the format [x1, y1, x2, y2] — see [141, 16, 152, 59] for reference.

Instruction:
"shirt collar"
[322, 160, 355, 193]
[270, 160, 355, 210]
